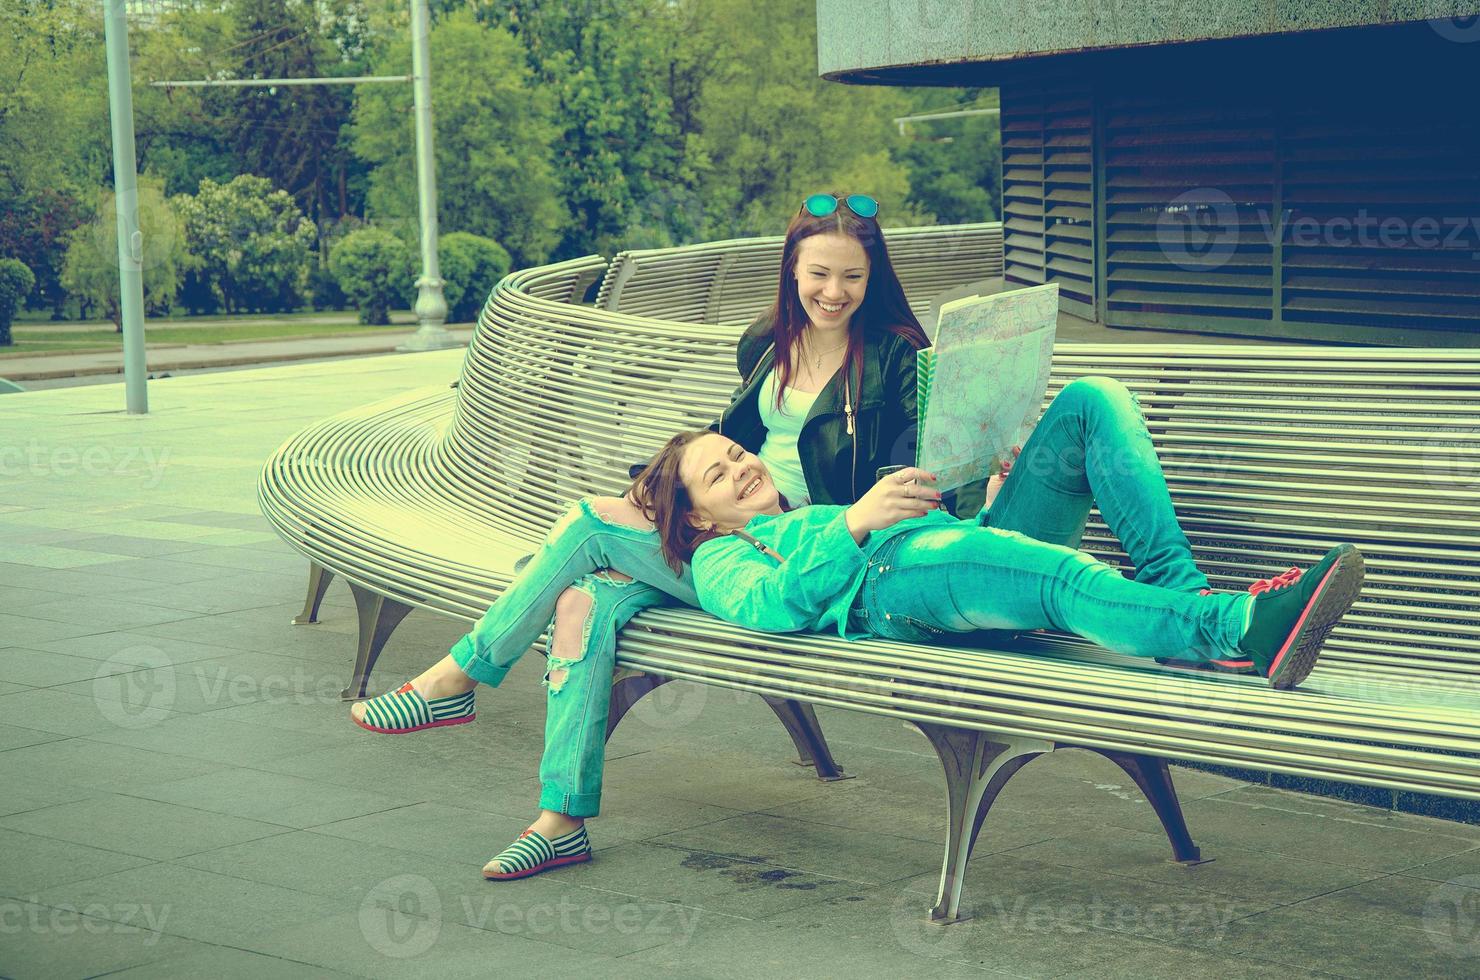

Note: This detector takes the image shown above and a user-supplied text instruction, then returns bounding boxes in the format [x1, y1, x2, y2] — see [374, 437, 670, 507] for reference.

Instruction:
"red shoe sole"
[351, 713, 475, 735]
[483, 851, 592, 881]
[1266, 546, 1364, 690]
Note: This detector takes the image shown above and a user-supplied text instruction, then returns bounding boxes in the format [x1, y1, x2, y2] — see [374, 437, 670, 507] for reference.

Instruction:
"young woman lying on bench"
[348, 370, 1365, 882]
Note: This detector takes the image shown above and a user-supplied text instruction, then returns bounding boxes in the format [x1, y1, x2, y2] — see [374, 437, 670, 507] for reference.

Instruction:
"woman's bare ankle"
[410, 656, 477, 700]
[530, 809, 584, 837]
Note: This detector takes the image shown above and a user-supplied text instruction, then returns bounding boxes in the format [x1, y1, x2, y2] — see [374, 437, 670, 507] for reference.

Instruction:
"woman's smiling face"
[680, 433, 782, 532]
[794, 232, 870, 332]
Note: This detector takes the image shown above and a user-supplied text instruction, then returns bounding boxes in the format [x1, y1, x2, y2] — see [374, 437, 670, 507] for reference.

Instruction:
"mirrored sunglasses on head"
[802, 193, 879, 219]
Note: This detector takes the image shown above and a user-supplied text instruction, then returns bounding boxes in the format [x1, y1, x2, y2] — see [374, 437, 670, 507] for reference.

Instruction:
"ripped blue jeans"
[853, 375, 1246, 651]
[447, 500, 691, 817]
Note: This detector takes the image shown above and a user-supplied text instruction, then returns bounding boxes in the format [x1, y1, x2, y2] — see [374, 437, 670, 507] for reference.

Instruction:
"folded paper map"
[917, 282, 1058, 492]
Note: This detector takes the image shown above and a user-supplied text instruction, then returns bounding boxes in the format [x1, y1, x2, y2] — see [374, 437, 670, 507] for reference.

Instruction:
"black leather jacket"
[711, 317, 921, 506]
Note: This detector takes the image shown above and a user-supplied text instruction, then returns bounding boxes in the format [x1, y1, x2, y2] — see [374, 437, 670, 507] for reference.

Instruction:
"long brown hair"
[627, 429, 721, 573]
[767, 194, 930, 410]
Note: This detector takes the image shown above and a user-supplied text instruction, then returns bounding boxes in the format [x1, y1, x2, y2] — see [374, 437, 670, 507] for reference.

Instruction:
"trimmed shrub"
[0, 259, 36, 346]
[438, 232, 511, 323]
[330, 228, 414, 325]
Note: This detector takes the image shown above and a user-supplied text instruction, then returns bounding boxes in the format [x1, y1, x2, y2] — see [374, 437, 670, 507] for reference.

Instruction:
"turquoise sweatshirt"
[691, 504, 960, 638]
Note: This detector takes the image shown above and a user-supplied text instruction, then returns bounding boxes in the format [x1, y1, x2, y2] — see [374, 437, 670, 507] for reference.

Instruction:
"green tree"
[438, 231, 510, 323]
[0, 259, 35, 347]
[352, 7, 565, 267]
[0, 0, 109, 311]
[330, 226, 413, 324]
[893, 92, 1001, 224]
[61, 178, 187, 328]
[214, 0, 360, 228]
[482, 0, 698, 258]
[681, 0, 931, 237]
[176, 174, 317, 313]
[61, 178, 189, 328]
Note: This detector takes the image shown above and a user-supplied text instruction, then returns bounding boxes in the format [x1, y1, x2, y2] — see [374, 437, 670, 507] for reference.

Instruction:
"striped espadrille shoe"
[352, 682, 475, 734]
[483, 825, 592, 881]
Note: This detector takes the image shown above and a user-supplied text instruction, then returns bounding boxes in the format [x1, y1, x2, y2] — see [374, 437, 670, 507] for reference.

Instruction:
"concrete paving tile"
[52, 555, 249, 587]
[0, 687, 187, 737]
[1395, 846, 1480, 884]
[0, 562, 179, 597]
[32, 862, 350, 947]
[50, 649, 354, 719]
[243, 735, 542, 816]
[150, 510, 273, 529]
[1, 543, 137, 569]
[1170, 786, 1480, 873]
[0, 737, 223, 795]
[134, 768, 420, 829]
[760, 780, 1083, 853]
[0, 783, 97, 819]
[132, 603, 363, 657]
[601, 743, 882, 814]
[245, 908, 618, 978]
[0, 827, 157, 895]
[1210, 874, 1479, 974]
[0, 899, 205, 980]
[86, 710, 354, 765]
[103, 942, 355, 978]
[1, 794, 292, 861]
[612, 874, 1003, 978]
[575, 783, 746, 845]
[32, 629, 272, 667]
[647, 811, 947, 887]
[306, 802, 529, 864]
[0, 680, 34, 697]
[53, 533, 218, 559]
[0, 716, 68, 753]
[169, 545, 314, 573]
[0, 646, 155, 689]
[15, 594, 202, 631]
[174, 829, 475, 903]
[119, 579, 310, 617]
[0, 612, 109, 645]
[1002, 827, 1385, 906]
[559, 839, 858, 921]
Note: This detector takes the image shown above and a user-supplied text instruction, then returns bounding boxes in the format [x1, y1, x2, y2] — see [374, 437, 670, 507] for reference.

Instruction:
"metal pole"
[103, 0, 148, 413]
[398, 0, 456, 352]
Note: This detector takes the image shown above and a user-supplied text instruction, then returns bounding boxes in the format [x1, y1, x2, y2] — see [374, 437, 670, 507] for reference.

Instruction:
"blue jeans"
[850, 376, 1250, 657]
[447, 499, 691, 817]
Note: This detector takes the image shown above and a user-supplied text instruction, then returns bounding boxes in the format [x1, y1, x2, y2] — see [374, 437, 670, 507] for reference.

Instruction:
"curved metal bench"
[261, 226, 1480, 923]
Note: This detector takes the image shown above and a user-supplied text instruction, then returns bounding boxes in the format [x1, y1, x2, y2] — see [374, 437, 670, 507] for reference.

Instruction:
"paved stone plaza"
[2, 351, 1479, 978]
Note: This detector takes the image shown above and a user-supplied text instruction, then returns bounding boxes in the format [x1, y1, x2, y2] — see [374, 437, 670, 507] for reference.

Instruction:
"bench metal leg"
[913, 724, 1053, 924]
[604, 668, 671, 740]
[604, 673, 850, 781]
[760, 696, 852, 781]
[292, 561, 335, 625]
[342, 582, 414, 701]
[1088, 748, 1207, 865]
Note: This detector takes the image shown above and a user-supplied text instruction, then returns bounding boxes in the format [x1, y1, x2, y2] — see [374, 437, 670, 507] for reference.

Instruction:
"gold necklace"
[805, 335, 848, 370]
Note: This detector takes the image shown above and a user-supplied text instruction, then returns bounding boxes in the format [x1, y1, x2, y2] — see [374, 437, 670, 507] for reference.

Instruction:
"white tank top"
[756, 370, 818, 507]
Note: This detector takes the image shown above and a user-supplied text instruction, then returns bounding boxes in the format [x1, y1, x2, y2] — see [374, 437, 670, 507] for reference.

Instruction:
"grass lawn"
[1, 311, 426, 356]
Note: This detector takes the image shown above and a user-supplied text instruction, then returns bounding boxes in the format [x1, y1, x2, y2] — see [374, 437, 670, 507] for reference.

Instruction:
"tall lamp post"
[103, 0, 148, 414]
[398, 0, 456, 351]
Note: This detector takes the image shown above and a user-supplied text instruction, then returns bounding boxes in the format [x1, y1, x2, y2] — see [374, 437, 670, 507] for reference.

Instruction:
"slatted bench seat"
[260, 230, 1480, 923]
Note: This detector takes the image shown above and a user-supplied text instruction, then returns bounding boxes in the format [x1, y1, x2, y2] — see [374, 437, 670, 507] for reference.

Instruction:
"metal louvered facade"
[997, 27, 1480, 345]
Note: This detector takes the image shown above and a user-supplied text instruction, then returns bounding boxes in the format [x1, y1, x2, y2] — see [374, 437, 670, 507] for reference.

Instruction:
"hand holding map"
[915, 283, 1058, 493]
